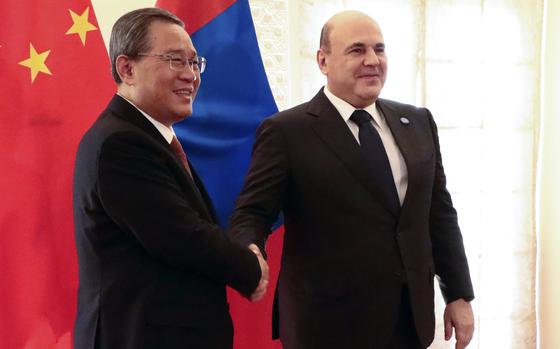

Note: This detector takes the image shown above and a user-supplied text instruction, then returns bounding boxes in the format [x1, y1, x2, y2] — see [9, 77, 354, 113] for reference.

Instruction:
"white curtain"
[537, 0, 560, 348]
[251, 0, 544, 347]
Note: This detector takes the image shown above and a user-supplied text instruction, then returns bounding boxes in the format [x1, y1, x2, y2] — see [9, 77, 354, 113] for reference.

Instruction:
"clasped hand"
[248, 244, 269, 302]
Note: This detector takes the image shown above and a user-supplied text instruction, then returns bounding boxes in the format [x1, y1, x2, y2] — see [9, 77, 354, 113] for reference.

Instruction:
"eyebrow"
[164, 49, 198, 57]
[345, 42, 385, 52]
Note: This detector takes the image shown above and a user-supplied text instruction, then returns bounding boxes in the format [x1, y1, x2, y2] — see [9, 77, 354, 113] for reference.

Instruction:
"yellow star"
[65, 7, 97, 46]
[18, 43, 52, 83]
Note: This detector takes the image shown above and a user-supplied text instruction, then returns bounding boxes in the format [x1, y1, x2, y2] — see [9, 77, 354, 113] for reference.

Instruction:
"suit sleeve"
[427, 109, 475, 303]
[97, 131, 260, 296]
[229, 117, 290, 253]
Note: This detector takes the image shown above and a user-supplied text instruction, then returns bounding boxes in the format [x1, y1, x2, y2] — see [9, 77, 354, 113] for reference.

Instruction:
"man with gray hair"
[231, 10, 474, 349]
[73, 7, 268, 349]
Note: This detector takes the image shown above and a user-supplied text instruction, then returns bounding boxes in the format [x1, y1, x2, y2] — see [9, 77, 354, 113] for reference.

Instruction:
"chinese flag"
[0, 1, 114, 348]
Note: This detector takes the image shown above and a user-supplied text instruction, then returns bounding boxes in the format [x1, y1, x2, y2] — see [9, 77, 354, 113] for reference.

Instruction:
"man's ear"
[317, 49, 328, 75]
[115, 55, 135, 85]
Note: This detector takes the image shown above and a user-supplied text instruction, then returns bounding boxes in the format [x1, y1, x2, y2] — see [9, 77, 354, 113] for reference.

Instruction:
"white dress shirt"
[323, 86, 408, 205]
[117, 93, 175, 144]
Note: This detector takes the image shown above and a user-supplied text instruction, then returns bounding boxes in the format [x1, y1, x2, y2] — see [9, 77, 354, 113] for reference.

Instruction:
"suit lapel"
[378, 99, 434, 213]
[308, 90, 398, 217]
[107, 95, 215, 222]
[108, 95, 168, 147]
[377, 99, 415, 175]
[189, 166, 219, 223]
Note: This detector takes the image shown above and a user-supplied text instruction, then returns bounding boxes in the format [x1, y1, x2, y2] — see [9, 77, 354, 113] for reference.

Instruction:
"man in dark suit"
[73, 8, 268, 349]
[230, 10, 474, 349]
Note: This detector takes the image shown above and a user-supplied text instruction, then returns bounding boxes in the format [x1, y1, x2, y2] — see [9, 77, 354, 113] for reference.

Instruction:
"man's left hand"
[444, 298, 474, 349]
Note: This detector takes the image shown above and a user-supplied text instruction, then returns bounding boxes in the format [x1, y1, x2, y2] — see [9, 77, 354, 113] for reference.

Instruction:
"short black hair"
[109, 7, 184, 83]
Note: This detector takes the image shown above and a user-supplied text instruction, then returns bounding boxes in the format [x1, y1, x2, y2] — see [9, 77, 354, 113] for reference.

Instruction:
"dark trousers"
[387, 287, 425, 349]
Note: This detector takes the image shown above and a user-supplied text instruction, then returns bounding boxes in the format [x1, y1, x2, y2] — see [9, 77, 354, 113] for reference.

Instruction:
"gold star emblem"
[18, 43, 52, 82]
[65, 7, 97, 45]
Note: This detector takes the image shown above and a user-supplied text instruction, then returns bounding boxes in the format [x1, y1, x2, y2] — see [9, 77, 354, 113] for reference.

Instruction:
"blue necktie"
[350, 109, 400, 213]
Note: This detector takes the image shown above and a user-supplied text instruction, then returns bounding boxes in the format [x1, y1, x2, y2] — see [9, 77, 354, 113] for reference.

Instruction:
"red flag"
[0, 1, 114, 348]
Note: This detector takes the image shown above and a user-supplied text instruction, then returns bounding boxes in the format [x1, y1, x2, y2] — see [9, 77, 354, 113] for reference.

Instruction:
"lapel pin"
[400, 117, 410, 125]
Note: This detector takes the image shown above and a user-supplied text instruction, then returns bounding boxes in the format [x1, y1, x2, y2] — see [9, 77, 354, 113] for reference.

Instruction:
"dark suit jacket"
[73, 95, 261, 349]
[230, 89, 474, 349]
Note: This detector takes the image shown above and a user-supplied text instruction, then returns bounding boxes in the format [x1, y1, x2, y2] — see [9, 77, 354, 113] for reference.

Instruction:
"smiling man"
[230, 10, 474, 349]
[72, 7, 268, 349]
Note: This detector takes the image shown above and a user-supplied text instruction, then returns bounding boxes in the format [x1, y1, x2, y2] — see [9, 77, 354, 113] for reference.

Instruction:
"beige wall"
[538, 0, 560, 348]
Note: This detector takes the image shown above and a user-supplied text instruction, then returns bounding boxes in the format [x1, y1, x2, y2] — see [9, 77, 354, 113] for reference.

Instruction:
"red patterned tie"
[170, 135, 193, 178]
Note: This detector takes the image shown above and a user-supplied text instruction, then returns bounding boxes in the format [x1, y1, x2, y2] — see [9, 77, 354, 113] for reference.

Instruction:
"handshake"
[247, 243, 270, 302]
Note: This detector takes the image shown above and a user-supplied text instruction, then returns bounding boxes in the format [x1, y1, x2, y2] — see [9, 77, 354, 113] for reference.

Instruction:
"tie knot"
[349, 110, 373, 127]
[170, 135, 185, 156]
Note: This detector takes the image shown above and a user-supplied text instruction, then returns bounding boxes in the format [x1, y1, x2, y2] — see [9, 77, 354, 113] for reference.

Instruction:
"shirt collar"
[117, 93, 175, 144]
[323, 86, 384, 127]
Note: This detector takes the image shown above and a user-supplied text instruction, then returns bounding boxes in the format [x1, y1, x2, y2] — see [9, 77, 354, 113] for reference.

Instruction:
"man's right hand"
[248, 244, 269, 302]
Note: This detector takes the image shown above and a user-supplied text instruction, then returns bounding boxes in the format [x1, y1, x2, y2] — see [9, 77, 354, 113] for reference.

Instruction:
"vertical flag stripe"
[155, 1, 282, 348]
[158, 0, 277, 227]
[157, 0, 236, 34]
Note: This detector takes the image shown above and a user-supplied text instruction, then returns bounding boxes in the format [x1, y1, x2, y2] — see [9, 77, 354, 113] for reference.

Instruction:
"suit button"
[394, 271, 402, 277]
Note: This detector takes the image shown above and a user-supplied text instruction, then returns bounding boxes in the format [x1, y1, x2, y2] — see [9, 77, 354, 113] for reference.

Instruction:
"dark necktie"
[170, 135, 193, 178]
[349, 109, 399, 212]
